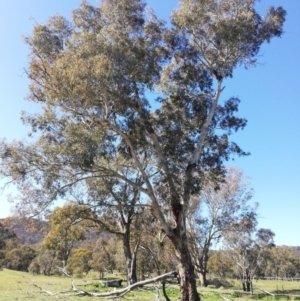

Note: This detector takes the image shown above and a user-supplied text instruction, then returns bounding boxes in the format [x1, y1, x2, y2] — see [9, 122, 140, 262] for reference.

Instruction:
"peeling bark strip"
[32, 271, 176, 298]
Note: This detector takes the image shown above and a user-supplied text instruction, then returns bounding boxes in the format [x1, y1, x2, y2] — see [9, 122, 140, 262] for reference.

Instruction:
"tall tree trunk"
[130, 241, 139, 283]
[170, 234, 201, 301]
[122, 232, 137, 285]
[198, 250, 209, 287]
[198, 270, 207, 287]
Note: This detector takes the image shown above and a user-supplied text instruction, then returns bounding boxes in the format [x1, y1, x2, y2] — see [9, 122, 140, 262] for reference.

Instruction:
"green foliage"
[5, 244, 36, 272]
[0, 0, 286, 299]
[231, 290, 242, 297]
[0, 222, 18, 250]
[0, 250, 5, 270]
[28, 260, 41, 275]
[44, 202, 90, 263]
[30, 245, 58, 275]
[265, 246, 300, 278]
[89, 237, 118, 279]
[208, 250, 235, 278]
[0, 0, 285, 231]
[67, 248, 93, 277]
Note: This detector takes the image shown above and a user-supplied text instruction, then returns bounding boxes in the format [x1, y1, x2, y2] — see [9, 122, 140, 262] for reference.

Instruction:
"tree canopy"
[0, 0, 285, 300]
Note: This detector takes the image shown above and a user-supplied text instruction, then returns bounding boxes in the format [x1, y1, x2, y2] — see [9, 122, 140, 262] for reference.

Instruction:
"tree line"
[0, 0, 285, 300]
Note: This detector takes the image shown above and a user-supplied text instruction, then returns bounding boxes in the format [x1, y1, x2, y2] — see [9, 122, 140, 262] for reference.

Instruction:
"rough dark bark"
[122, 230, 138, 285]
[197, 249, 209, 287]
[170, 234, 201, 301]
[246, 280, 251, 292]
[241, 279, 251, 292]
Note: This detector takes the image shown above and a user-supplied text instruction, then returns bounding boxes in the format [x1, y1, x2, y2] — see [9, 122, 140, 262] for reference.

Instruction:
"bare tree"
[224, 228, 275, 292]
[187, 167, 257, 286]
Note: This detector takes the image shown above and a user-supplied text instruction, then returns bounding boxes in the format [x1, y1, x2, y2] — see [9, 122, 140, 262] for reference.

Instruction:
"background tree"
[5, 244, 36, 272]
[89, 236, 118, 279]
[0, 222, 18, 250]
[44, 202, 89, 265]
[207, 250, 234, 279]
[0, 222, 19, 270]
[225, 228, 275, 292]
[137, 209, 177, 280]
[265, 246, 300, 279]
[0, 0, 285, 300]
[66, 248, 93, 277]
[30, 245, 58, 276]
[0, 250, 5, 270]
[84, 176, 144, 285]
[1, 216, 47, 245]
[187, 167, 256, 287]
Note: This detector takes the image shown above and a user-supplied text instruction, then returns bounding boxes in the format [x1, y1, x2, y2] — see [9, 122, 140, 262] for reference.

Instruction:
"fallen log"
[256, 288, 274, 296]
[32, 270, 176, 299]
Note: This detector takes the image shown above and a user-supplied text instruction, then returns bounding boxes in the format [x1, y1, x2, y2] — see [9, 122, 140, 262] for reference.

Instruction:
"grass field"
[1, 269, 300, 301]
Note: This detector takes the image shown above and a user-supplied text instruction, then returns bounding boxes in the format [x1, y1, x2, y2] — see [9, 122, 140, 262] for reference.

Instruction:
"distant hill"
[0, 217, 48, 245]
[0, 217, 108, 246]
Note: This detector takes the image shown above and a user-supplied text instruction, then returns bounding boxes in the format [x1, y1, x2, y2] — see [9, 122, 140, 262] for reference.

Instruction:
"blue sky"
[0, 0, 299, 246]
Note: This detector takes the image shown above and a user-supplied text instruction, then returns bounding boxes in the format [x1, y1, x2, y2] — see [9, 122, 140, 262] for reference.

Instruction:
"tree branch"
[32, 270, 177, 298]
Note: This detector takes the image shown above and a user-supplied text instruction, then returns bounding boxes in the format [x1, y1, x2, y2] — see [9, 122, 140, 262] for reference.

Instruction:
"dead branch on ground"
[32, 270, 176, 298]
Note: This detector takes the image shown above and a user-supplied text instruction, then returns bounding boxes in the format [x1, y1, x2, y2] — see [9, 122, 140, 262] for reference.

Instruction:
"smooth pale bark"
[198, 271, 207, 288]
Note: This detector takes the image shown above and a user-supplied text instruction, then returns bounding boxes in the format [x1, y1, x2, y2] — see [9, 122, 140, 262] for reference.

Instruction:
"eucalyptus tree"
[89, 236, 118, 279]
[224, 228, 275, 292]
[44, 202, 89, 265]
[84, 176, 144, 285]
[0, 222, 18, 250]
[187, 167, 257, 287]
[264, 246, 300, 279]
[0, 0, 285, 300]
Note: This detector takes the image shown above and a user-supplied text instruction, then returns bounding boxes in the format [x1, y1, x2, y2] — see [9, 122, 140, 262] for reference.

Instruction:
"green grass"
[251, 279, 300, 296]
[0, 268, 92, 301]
[1, 269, 300, 301]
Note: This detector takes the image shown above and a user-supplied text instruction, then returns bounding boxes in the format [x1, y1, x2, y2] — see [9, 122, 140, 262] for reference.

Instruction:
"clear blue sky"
[0, 0, 299, 246]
